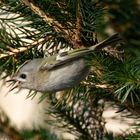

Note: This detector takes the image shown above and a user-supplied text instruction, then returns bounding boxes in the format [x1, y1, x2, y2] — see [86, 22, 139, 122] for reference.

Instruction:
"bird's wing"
[39, 49, 91, 71]
[39, 33, 121, 71]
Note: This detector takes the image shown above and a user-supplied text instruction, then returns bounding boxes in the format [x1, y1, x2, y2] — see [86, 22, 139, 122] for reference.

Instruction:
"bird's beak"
[6, 78, 20, 91]
[6, 79, 16, 83]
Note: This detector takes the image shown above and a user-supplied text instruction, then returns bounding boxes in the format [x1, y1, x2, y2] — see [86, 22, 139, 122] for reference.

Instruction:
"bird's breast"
[41, 58, 90, 92]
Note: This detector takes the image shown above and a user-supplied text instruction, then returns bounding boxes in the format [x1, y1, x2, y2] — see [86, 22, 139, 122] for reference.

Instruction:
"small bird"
[8, 34, 121, 93]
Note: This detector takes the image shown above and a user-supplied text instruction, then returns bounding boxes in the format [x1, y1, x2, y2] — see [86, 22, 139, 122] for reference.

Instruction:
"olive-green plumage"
[10, 34, 121, 93]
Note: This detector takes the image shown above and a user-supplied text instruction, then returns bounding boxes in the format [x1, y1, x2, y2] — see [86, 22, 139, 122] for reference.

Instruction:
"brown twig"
[74, 0, 83, 47]
[21, 0, 73, 44]
[82, 80, 140, 117]
[0, 37, 47, 59]
[21, 0, 92, 49]
[21, 0, 66, 33]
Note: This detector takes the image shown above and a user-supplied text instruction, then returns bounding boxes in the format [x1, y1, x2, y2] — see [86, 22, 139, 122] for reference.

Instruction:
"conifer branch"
[21, 0, 67, 33]
[20, 0, 75, 45]
[0, 38, 46, 59]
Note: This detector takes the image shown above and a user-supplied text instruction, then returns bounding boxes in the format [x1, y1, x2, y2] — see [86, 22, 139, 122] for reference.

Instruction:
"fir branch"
[84, 80, 140, 117]
[0, 37, 47, 59]
[47, 90, 106, 139]
[20, 0, 100, 48]
[21, 0, 72, 43]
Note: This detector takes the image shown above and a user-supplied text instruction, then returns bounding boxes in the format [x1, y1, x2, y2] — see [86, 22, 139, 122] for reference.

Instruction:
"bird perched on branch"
[7, 33, 121, 93]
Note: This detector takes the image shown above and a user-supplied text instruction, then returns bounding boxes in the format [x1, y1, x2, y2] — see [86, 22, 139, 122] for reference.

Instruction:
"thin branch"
[82, 80, 140, 117]
[21, 0, 65, 32]
[74, 0, 83, 47]
[21, 0, 93, 48]
[20, 0, 73, 44]
[0, 37, 46, 59]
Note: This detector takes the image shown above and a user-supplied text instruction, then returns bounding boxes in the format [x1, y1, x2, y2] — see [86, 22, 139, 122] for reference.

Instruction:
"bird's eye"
[19, 73, 27, 79]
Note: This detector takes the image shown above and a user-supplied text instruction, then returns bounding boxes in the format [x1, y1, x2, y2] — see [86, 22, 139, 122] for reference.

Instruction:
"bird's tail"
[90, 33, 122, 51]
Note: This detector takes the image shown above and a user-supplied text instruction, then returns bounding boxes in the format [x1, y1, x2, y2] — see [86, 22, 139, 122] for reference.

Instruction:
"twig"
[21, 0, 91, 48]
[82, 81, 140, 117]
[74, 0, 83, 47]
[21, 0, 72, 43]
[21, 0, 65, 32]
[0, 38, 45, 59]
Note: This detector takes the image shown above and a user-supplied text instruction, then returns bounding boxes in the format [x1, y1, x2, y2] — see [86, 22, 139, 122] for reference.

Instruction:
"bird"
[7, 33, 121, 93]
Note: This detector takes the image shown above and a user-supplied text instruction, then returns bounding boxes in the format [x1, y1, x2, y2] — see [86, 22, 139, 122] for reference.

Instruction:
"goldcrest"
[8, 34, 121, 93]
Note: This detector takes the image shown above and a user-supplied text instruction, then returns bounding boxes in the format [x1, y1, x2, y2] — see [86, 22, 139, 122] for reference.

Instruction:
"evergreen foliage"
[0, 0, 140, 139]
